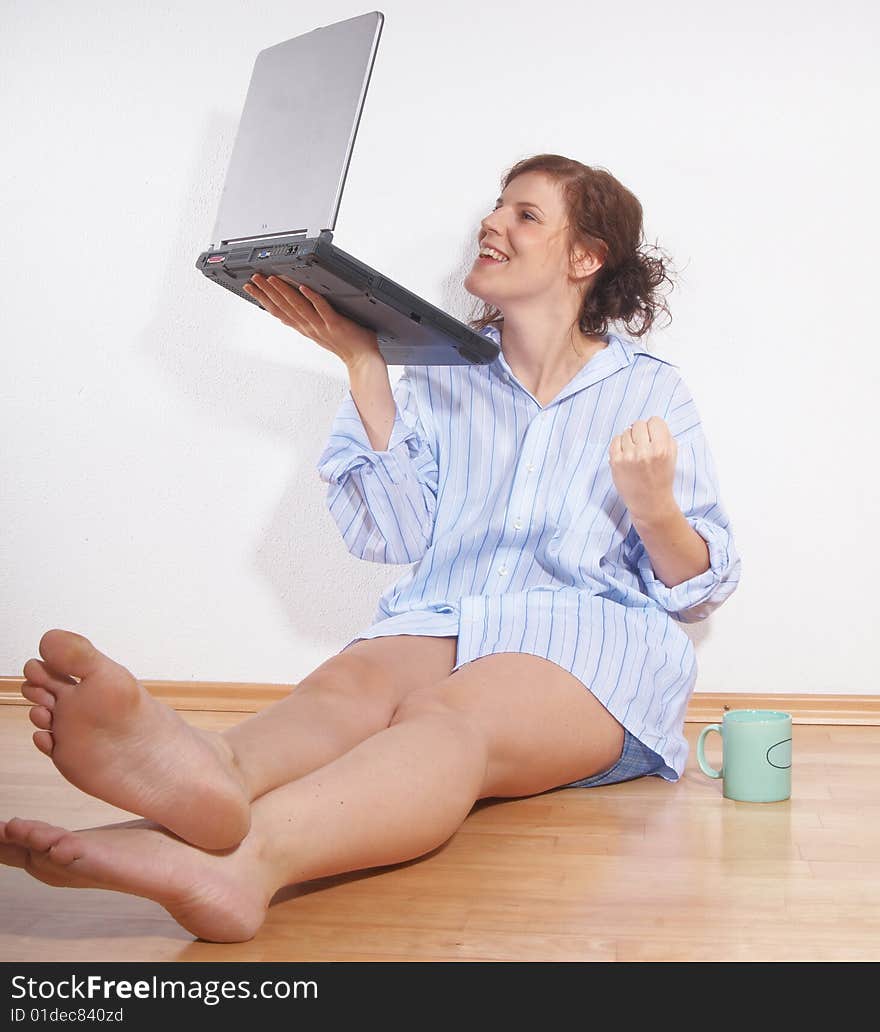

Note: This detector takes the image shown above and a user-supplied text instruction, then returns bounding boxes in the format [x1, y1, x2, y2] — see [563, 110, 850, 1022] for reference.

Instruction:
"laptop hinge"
[215, 228, 313, 248]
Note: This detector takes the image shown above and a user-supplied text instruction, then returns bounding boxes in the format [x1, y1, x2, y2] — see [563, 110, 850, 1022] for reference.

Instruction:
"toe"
[0, 821, 30, 861]
[4, 817, 31, 845]
[33, 731, 54, 756]
[4, 818, 34, 846]
[22, 657, 76, 691]
[22, 658, 52, 687]
[28, 706, 53, 731]
[7, 818, 69, 853]
[20, 682, 56, 709]
[38, 629, 103, 681]
[47, 832, 84, 867]
[0, 843, 28, 869]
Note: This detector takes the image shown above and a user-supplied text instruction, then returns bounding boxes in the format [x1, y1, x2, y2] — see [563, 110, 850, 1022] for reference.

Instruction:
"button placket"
[499, 409, 550, 573]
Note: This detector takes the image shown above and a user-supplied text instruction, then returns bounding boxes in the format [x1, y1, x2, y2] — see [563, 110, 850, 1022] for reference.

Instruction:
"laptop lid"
[210, 11, 383, 248]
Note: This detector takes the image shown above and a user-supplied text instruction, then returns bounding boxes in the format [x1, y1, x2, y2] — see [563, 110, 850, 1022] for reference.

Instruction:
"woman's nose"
[481, 211, 501, 234]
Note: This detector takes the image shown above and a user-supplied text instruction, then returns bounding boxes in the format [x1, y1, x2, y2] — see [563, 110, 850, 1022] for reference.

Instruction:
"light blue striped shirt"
[316, 325, 741, 780]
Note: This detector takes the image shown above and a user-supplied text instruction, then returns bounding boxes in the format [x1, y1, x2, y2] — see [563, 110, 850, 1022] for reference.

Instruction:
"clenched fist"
[609, 417, 678, 522]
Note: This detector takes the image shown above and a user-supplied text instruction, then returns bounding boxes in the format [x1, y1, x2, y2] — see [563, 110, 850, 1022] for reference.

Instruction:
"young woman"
[1, 154, 740, 942]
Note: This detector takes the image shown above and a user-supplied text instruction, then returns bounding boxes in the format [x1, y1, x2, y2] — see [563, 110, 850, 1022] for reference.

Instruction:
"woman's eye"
[492, 207, 535, 221]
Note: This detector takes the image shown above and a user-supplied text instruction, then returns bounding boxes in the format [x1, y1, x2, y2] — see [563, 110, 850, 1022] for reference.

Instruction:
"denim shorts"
[561, 728, 667, 789]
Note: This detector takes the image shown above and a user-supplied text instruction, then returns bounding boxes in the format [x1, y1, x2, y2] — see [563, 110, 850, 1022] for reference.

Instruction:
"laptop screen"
[210, 11, 383, 247]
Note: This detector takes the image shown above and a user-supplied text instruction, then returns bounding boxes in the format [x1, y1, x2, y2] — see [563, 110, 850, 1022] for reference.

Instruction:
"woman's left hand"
[609, 417, 678, 522]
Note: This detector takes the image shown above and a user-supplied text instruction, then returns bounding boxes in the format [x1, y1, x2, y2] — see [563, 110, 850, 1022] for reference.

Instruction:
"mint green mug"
[696, 709, 792, 802]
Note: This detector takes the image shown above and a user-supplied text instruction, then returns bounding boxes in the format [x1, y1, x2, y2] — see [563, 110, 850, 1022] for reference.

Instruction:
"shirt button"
[526, 463, 535, 473]
[498, 566, 508, 576]
[513, 519, 522, 530]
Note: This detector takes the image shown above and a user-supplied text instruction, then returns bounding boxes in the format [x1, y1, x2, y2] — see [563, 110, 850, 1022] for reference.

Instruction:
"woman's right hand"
[243, 273, 385, 372]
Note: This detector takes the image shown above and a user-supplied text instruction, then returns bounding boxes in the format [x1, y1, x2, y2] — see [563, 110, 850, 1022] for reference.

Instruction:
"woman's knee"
[387, 664, 627, 799]
[301, 635, 458, 720]
[389, 684, 492, 758]
[389, 681, 466, 725]
[295, 654, 400, 730]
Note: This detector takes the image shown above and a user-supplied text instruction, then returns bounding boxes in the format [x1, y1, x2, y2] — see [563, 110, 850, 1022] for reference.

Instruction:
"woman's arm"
[629, 502, 711, 589]
[316, 365, 440, 565]
[617, 382, 741, 623]
[347, 354, 397, 452]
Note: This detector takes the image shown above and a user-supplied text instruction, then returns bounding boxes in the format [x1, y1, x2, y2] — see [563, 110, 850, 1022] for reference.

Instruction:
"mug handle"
[697, 724, 723, 779]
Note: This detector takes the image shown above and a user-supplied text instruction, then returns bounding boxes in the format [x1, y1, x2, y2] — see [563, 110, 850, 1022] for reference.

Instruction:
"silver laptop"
[196, 10, 498, 367]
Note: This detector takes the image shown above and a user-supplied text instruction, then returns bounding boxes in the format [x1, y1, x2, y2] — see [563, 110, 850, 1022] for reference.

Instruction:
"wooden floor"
[1, 704, 878, 962]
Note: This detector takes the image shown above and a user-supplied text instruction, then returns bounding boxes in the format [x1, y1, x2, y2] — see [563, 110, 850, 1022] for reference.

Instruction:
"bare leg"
[218, 634, 456, 801]
[4, 652, 623, 942]
[20, 630, 457, 849]
[1, 705, 490, 942]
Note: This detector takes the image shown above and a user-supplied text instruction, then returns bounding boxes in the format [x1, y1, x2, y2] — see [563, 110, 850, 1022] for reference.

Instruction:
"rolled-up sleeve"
[315, 367, 439, 564]
[624, 380, 742, 623]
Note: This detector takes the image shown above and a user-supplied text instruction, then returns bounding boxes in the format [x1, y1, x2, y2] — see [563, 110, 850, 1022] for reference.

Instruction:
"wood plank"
[1, 705, 879, 961]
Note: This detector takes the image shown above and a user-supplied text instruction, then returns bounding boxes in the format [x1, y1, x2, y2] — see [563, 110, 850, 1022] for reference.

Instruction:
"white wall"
[2, 0, 877, 693]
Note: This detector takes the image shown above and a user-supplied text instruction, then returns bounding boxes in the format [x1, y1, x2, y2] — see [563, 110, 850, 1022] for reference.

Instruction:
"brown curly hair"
[467, 154, 676, 340]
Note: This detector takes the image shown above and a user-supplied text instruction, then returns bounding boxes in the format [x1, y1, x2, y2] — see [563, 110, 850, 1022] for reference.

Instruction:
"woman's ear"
[570, 247, 605, 284]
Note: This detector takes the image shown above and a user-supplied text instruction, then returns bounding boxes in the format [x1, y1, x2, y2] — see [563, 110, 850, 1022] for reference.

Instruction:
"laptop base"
[197, 230, 498, 367]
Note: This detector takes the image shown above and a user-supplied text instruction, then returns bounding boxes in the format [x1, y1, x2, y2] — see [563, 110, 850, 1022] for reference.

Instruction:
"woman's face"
[464, 171, 581, 310]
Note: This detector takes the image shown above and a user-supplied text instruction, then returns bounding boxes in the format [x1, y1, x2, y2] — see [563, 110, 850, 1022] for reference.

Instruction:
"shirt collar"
[478, 324, 638, 408]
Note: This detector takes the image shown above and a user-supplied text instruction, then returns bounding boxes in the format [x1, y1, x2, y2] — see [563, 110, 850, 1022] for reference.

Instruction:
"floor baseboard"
[2, 676, 879, 724]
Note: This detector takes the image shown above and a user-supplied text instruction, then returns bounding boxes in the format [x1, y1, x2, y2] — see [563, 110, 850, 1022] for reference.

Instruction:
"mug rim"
[724, 708, 791, 724]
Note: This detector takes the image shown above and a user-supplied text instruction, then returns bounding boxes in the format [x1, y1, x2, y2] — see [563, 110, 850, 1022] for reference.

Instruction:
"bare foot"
[0, 816, 271, 942]
[20, 629, 251, 850]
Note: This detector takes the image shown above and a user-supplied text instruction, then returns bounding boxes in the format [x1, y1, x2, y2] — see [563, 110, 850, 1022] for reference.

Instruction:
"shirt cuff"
[317, 405, 425, 487]
[635, 515, 730, 616]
